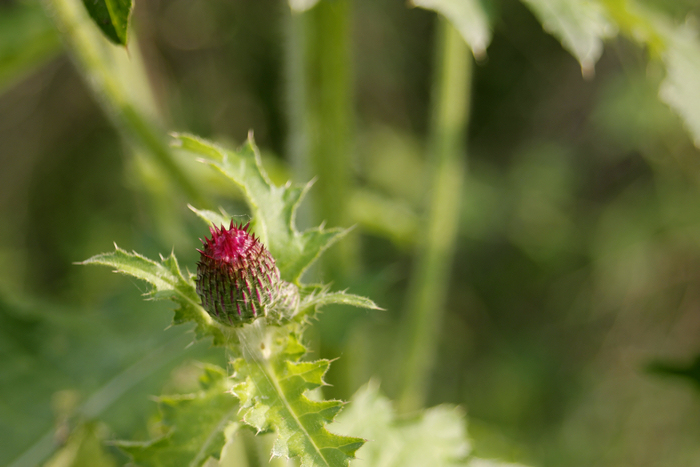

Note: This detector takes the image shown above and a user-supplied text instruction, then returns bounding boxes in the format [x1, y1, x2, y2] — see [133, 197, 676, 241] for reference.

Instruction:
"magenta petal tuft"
[195, 221, 279, 325]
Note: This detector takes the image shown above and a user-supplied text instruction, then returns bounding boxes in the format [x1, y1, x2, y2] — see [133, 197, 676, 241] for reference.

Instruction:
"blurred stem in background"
[287, 0, 359, 284]
[0, 1, 61, 94]
[398, 17, 471, 412]
[41, 0, 206, 207]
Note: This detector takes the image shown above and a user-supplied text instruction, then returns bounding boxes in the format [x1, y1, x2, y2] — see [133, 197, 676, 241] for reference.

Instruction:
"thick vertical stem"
[398, 17, 472, 411]
[42, 0, 205, 205]
[289, 0, 358, 282]
[286, 9, 308, 188]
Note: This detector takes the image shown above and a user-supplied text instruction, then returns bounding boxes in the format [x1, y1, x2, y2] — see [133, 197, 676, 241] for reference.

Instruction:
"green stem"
[289, 0, 358, 282]
[398, 17, 472, 411]
[42, 0, 205, 205]
[286, 8, 308, 191]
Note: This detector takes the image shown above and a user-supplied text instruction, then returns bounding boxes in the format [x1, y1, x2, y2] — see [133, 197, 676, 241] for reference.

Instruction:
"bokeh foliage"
[3, 0, 700, 466]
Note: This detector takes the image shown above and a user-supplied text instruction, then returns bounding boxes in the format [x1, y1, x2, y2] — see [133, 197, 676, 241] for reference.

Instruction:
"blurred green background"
[3, 0, 700, 466]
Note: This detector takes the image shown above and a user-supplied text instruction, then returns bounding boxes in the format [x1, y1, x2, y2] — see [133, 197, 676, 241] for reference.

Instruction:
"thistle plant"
[78, 134, 524, 466]
[82, 133, 377, 466]
[20, 0, 700, 465]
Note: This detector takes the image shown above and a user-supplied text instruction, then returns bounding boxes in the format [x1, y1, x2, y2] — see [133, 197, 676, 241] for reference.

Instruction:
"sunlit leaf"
[412, 0, 492, 58]
[332, 382, 470, 467]
[80, 0, 132, 46]
[288, 0, 322, 12]
[331, 382, 532, 467]
[600, 1, 700, 147]
[520, 0, 616, 76]
[658, 22, 700, 147]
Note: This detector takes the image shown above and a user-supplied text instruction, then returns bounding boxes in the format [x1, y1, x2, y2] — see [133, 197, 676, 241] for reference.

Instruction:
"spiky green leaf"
[173, 133, 349, 283]
[411, 0, 491, 59]
[520, 0, 616, 76]
[601, 2, 700, 148]
[80, 245, 227, 345]
[332, 383, 532, 467]
[80, 0, 133, 46]
[288, 0, 321, 12]
[117, 365, 238, 467]
[232, 326, 364, 467]
[300, 287, 382, 313]
[188, 205, 235, 229]
[332, 382, 470, 467]
[658, 22, 700, 148]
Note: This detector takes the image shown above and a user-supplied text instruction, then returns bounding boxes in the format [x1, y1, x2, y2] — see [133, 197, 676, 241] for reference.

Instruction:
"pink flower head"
[196, 221, 280, 325]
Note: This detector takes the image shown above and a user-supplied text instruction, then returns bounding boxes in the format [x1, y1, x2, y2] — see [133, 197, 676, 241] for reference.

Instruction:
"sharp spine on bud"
[195, 221, 299, 325]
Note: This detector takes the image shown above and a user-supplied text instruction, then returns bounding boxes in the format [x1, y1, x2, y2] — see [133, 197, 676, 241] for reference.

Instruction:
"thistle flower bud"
[196, 221, 298, 325]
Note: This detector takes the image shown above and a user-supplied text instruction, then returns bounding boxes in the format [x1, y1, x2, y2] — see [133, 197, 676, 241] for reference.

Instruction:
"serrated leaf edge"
[79, 244, 229, 344]
[231, 328, 365, 467]
[235, 356, 365, 467]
